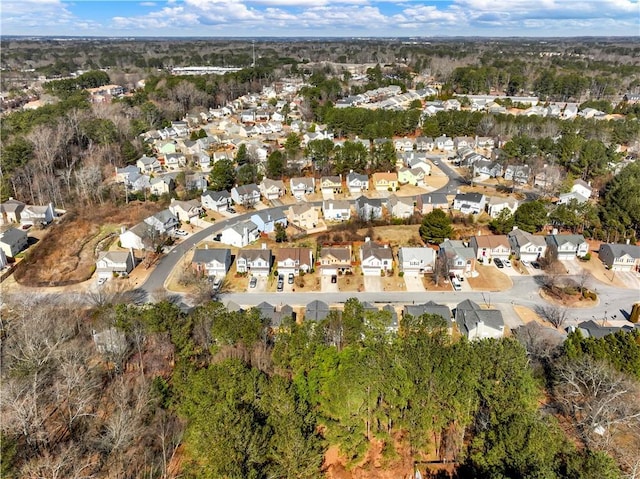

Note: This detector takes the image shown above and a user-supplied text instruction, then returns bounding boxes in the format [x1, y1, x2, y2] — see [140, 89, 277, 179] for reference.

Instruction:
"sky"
[1, 0, 639, 37]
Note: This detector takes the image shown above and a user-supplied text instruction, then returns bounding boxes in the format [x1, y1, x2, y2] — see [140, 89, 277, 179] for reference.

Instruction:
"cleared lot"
[404, 274, 426, 292]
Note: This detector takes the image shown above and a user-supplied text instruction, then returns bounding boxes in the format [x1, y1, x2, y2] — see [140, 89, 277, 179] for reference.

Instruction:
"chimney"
[626, 238, 631, 245]
[205, 244, 208, 249]
[262, 243, 267, 250]
[365, 237, 371, 243]
[120, 226, 126, 234]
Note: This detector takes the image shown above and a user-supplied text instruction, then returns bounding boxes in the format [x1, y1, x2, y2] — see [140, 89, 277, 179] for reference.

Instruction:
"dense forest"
[2, 296, 639, 478]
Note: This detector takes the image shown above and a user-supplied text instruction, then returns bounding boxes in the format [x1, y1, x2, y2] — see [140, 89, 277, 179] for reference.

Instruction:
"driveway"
[614, 271, 640, 291]
[404, 274, 426, 292]
[364, 275, 383, 292]
[561, 259, 583, 276]
[247, 276, 268, 293]
[321, 275, 339, 292]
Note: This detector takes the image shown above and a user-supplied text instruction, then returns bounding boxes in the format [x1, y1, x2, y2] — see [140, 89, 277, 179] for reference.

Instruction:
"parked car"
[212, 277, 222, 291]
[21, 224, 32, 230]
[277, 279, 284, 292]
[249, 277, 257, 288]
[288, 273, 294, 284]
[174, 229, 188, 237]
[531, 261, 541, 269]
[494, 258, 504, 268]
[503, 259, 512, 268]
[331, 274, 337, 284]
[227, 207, 236, 214]
[97, 277, 107, 286]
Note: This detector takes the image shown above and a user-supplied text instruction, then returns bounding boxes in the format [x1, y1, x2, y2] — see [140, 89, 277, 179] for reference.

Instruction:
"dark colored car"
[331, 275, 337, 284]
[531, 261, 541, 269]
[277, 280, 284, 292]
[494, 258, 504, 268]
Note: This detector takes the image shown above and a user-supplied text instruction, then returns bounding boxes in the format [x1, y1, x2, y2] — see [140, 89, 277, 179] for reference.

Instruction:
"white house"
[220, 220, 259, 248]
[169, 199, 203, 223]
[453, 193, 486, 215]
[236, 245, 272, 276]
[0, 227, 28, 258]
[260, 178, 286, 200]
[545, 234, 589, 261]
[435, 135, 454, 151]
[231, 184, 261, 206]
[387, 195, 415, 219]
[20, 203, 55, 226]
[201, 190, 231, 212]
[192, 247, 232, 278]
[558, 179, 593, 205]
[360, 239, 393, 276]
[323, 200, 351, 222]
[455, 300, 505, 340]
[346, 171, 369, 195]
[119, 222, 156, 251]
[598, 243, 640, 272]
[136, 155, 162, 174]
[507, 228, 547, 262]
[275, 247, 313, 276]
[487, 197, 519, 218]
[144, 210, 179, 234]
[470, 235, 511, 261]
[398, 247, 436, 275]
[96, 250, 136, 280]
[290, 177, 315, 199]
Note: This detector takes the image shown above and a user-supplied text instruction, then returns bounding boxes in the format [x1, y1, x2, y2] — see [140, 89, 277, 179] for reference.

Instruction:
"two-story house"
[545, 234, 589, 261]
[136, 155, 162, 174]
[144, 210, 179, 234]
[192, 247, 232, 278]
[201, 190, 231, 212]
[435, 135, 454, 151]
[598, 243, 640, 272]
[231, 184, 261, 206]
[346, 171, 369, 195]
[236, 245, 272, 276]
[453, 193, 486, 215]
[20, 203, 55, 226]
[150, 176, 175, 196]
[259, 178, 286, 201]
[164, 153, 186, 170]
[355, 196, 383, 221]
[504, 165, 531, 185]
[289, 177, 315, 199]
[470, 235, 511, 262]
[0, 227, 28, 258]
[416, 193, 449, 214]
[371, 172, 398, 192]
[455, 300, 505, 340]
[439, 239, 476, 276]
[415, 136, 435, 151]
[398, 247, 436, 275]
[287, 204, 321, 230]
[487, 196, 519, 219]
[397, 167, 426, 186]
[219, 220, 259, 248]
[507, 228, 547, 262]
[319, 245, 353, 276]
[387, 195, 415, 219]
[275, 247, 313, 276]
[169, 199, 203, 223]
[323, 200, 351, 222]
[96, 250, 136, 280]
[360, 239, 393, 276]
[320, 176, 342, 195]
[250, 209, 287, 234]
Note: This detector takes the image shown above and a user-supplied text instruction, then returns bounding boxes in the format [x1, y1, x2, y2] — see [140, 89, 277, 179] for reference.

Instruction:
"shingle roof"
[192, 248, 231, 264]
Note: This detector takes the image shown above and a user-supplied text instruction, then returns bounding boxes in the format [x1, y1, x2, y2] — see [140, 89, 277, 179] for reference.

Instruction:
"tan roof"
[276, 247, 313, 265]
[473, 235, 510, 249]
[320, 246, 351, 262]
[372, 172, 398, 182]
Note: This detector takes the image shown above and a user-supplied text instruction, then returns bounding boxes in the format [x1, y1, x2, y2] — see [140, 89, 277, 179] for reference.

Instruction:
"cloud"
[139, 1, 158, 6]
[1, 0, 102, 32]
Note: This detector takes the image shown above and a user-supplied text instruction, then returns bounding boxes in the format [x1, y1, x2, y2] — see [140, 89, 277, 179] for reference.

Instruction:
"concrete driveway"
[247, 276, 268, 292]
[561, 259, 583, 276]
[404, 274, 426, 292]
[321, 275, 339, 292]
[364, 275, 383, 292]
[614, 271, 640, 291]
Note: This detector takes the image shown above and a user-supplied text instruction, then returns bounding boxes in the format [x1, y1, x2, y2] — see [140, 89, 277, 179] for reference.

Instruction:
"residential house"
[95, 250, 136, 280]
[260, 178, 286, 201]
[319, 245, 353, 275]
[289, 177, 315, 199]
[415, 136, 435, 152]
[287, 204, 321, 230]
[545, 234, 589, 261]
[346, 171, 369, 195]
[598, 243, 640, 272]
[455, 300, 505, 340]
[323, 200, 351, 222]
[20, 203, 55, 226]
[144, 210, 179, 234]
[416, 193, 449, 214]
[128, 172, 151, 192]
[454, 136, 475, 150]
[305, 300, 331, 322]
[453, 193, 486, 215]
[534, 165, 564, 190]
[115, 165, 140, 184]
[403, 301, 452, 329]
[276, 247, 313, 276]
[231, 183, 261, 206]
[156, 140, 177, 156]
[136, 155, 162, 174]
[253, 302, 295, 328]
[360, 239, 393, 276]
[0, 227, 28, 258]
[195, 152, 211, 170]
[185, 173, 208, 192]
[0, 249, 7, 269]
[476, 137, 495, 149]
[439, 240, 476, 276]
[355, 196, 383, 221]
[119, 222, 156, 251]
[435, 135, 454, 151]
[504, 165, 531, 184]
[201, 190, 231, 212]
[192, 247, 232, 278]
[398, 247, 436, 275]
[397, 167, 426, 186]
[557, 179, 593, 205]
[408, 160, 431, 176]
[487, 196, 519, 218]
[507, 228, 547, 262]
[575, 319, 638, 339]
[220, 220, 259, 248]
[470, 235, 511, 262]
[164, 153, 186, 170]
[371, 172, 398, 192]
[150, 176, 175, 196]
[387, 194, 415, 219]
[236, 246, 272, 276]
[320, 176, 342, 195]
[473, 160, 503, 178]
[251, 209, 287, 234]
[394, 138, 414, 152]
[169, 199, 203, 223]
[0, 198, 26, 225]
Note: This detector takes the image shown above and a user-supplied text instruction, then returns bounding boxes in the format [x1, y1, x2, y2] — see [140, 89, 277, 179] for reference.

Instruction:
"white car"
[503, 259, 512, 268]
[97, 277, 108, 286]
[174, 230, 188, 237]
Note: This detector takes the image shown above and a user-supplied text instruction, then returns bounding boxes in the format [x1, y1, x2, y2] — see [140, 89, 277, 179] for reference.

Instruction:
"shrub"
[398, 271, 404, 277]
[581, 252, 591, 261]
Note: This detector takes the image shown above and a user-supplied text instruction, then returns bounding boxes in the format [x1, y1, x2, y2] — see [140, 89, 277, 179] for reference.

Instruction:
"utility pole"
[252, 40, 256, 68]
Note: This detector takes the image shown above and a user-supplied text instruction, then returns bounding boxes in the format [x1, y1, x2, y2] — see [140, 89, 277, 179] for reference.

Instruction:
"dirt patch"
[467, 264, 513, 291]
[356, 225, 422, 247]
[422, 274, 453, 291]
[578, 251, 628, 288]
[513, 305, 546, 325]
[382, 274, 406, 292]
[13, 201, 164, 287]
[338, 273, 364, 292]
[539, 287, 599, 309]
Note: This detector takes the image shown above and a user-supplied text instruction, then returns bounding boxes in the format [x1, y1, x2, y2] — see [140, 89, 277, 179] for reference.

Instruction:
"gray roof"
[361, 240, 393, 261]
[440, 240, 475, 261]
[508, 228, 547, 248]
[149, 209, 178, 224]
[192, 248, 231, 264]
[599, 243, 640, 259]
[0, 227, 27, 246]
[454, 192, 485, 203]
[306, 300, 331, 321]
[0, 198, 26, 214]
[321, 246, 351, 262]
[252, 210, 285, 223]
[399, 247, 435, 263]
[577, 320, 638, 339]
[356, 196, 383, 208]
[546, 234, 586, 248]
[323, 199, 351, 210]
[237, 248, 271, 263]
[403, 301, 452, 324]
[203, 189, 231, 201]
[233, 183, 260, 195]
[418, 193, 448, 205]
[227, 220, 258, 235]
[347, 171, 369, 183]
[455, 302, 504, 337]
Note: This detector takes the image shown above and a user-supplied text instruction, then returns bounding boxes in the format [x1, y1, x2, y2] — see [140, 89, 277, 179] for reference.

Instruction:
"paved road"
[139, 161, 639, 324]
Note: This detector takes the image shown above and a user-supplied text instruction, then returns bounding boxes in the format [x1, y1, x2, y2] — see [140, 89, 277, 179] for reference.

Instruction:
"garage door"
[557, 253, 574, 261]
[322, 267, 338, 276]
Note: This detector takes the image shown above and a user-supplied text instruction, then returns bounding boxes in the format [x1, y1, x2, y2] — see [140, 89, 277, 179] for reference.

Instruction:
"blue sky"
[1, 0, 639, 37]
